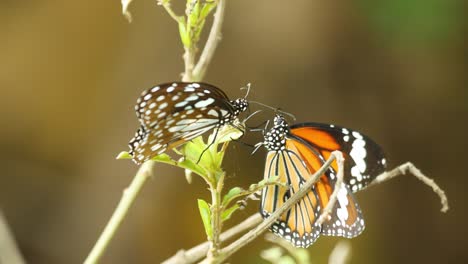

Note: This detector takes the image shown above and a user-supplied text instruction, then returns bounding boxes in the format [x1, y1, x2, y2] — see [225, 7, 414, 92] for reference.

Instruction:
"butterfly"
[258, 114, 386, 247]
[128, 82, 249, 164]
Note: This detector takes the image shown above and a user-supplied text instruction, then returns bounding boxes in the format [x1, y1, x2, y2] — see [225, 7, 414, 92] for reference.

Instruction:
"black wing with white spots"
[129, 82, 248, 164]
[290, 122, 386, 193]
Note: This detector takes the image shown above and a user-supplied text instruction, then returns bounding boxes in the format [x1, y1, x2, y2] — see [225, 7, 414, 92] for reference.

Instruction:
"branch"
[0, 210, 26, 264]
[316, 152, 344, 225]
[84, 161, 157, 264]
[200, 151, 344, 264]
[192, 0, 226, 81]
[162, 214, 262, 264]
[367, 162, 449, 213]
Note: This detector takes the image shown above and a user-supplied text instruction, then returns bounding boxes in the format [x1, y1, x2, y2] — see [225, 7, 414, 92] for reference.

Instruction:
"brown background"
[1, 0, 467, 263]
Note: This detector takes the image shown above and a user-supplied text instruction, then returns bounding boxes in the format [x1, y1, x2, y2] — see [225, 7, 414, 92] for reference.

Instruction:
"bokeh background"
[1, 0, 467, 263]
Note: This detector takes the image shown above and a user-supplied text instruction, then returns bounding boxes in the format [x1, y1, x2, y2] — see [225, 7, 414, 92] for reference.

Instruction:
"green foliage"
[221, 204, 240, 222]
[198, 199, 213, 240]
[172, 0, 220, 49]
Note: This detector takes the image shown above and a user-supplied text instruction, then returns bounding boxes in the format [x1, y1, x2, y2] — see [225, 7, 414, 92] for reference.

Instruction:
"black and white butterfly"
[128, 82, 249, 164]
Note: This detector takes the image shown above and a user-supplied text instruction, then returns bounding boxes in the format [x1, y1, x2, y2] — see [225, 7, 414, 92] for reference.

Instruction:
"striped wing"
[290, 123, 386, 193]
[260, 142, 322, 248]
[129, 82, 237, 164]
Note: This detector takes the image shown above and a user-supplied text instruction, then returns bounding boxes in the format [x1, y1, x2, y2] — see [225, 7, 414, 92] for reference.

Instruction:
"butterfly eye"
[128, 82, 249, 164]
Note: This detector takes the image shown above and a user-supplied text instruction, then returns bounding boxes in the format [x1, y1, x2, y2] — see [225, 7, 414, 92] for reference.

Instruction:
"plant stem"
[182, 47, 196, 82]
[84, 161, 157, 264]
[193, 0, 226, 81]
[207, 181, 222, 258]
[0, 210, 26, 264]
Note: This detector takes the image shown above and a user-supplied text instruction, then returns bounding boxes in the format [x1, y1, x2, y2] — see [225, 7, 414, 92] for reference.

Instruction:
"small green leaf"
[178, 19, 191, 47]
[150, 153, 177, 165]
[193, 18, 206, 42]
[181, 138, 215, 168]
[178, 159, 208, 179]
[116, 151, 132, 159]
[197, 199, 213, 239]
[222, 187, 244, 205]
[188, 0, 201, 27]
[200, 2, 216, 20]
[221, 204, 240, 222]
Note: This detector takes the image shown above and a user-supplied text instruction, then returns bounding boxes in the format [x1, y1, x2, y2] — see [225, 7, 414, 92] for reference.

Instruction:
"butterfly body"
[260, 115, 386, 247]
[129, 82, 248, 164]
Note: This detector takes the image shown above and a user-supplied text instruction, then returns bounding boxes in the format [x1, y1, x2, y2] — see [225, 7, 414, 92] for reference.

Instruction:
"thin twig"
[84, 161, 157, 264]
[0, 210, 26, 264]
[192, 0, 226, 81]
[328, 240, 352, 264]
[366, 162, 449, 213]
[316, 152, 345, 225]
[162, 214, 262, 264]
[200, 151, 343, 264]
[160, 1, 183, 23]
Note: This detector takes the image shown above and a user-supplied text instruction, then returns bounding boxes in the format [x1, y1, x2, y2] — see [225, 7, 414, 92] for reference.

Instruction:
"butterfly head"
[263, 114, 289, 151]
[230, 98, 249, 116]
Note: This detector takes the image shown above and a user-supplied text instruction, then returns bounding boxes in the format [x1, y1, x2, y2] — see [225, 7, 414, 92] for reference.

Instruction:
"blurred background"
[1, 0, 466, 263]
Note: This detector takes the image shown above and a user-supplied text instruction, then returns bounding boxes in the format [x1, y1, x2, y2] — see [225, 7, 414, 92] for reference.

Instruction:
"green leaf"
[178, 159, 208, 179]
[193, 18, 206, 42]
[197, 199, 213, 239]
[222, 187, 244, 205]
[178, 18, 191, 47]
[150, 153, 177, 165]
[116, 151, 132, 159]
[221, 204, 240, 222]
[188, 0, 201, 28]
[200, 2, 216, 20]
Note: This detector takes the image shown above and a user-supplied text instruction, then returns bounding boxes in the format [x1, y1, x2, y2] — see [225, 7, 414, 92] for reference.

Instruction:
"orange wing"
[288, 137, 365, 238]
[260, 145, 322, 248]
[290, 123, 386, 193]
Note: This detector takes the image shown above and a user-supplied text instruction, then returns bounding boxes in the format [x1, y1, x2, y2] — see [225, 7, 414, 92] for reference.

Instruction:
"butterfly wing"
[129, 82, 238, 164]
[288, 136, 365, 239]
[260, 146, 322, 248]
[290, 123, 386, 193]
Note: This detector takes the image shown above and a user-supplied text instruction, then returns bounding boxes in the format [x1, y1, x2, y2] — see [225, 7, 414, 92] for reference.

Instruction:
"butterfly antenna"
[240, 83, 251, 99]
[243, 109, 262, 123]
[249, 101, 296, 121]
[251, 142, 264, 155]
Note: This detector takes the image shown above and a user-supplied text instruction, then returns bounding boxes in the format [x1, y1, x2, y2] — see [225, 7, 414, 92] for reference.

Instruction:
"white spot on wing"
[175, 101, 188, 108]
[195, 98, 215, 108]
[159, 102, 168, 109]
[185, 95, 199, 101]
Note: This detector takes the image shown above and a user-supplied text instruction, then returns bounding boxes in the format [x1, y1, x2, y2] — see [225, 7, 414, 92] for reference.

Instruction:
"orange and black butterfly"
[258, 114, 386, 247]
